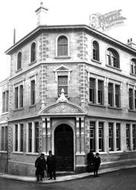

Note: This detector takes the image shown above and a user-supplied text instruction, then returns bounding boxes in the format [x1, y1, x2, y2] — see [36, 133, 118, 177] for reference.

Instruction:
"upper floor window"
[58, 75, 68, 96]
[31, 80, 35, 105]
[15, 84, 23, 109]
[93, 41, 99, 61]
[0, 126, 8, 151]
[107, 48, 120, 69]
[31, 42, 36, 63]
[108, 82, 121, 108]
[57, 35, 68, 56]
[17, 52, 22, 70]
[130, 58, 136, 75]
[2, 90, 9, 113]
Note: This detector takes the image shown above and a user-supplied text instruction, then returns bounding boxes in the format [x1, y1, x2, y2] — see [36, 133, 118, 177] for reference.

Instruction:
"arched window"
[93, 41, 99, 61]
[17, 52, 22, 70]
[31, 42, 36, 63]
[107, 48, 120, 68]
[57, 35, 68, 56]
[130, 58, 136, 75]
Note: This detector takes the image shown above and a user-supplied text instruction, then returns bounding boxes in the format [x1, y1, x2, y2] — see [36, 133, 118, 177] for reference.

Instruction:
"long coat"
[47, 155, 56, 172]
[35, 157, 46, 177]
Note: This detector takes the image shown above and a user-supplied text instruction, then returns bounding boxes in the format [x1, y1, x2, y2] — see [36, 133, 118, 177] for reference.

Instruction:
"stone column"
[81, 117, 85, 155]
[113, 122, 116, 151]
[130, 123, 133, 151]
[104, 121, 109, 152]
[47, 117, 51, 152]
[95, 120, 99, 152]
[32, 121, 35, 153]
[76, 117, 80, 155]
[42, 117, 47, 154]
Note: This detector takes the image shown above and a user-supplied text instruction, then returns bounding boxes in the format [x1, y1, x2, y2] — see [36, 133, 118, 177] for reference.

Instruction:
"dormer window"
[31, 42, 36, 63]
[17, 52, 22, 70]
[107, 48, 120, 68]
[93, 41, 99, 61]
[130, 58, 136, 75]
[57, 35, 68, 56]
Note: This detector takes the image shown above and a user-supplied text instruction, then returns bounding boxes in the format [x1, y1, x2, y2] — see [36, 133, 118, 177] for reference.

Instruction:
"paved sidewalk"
[0, 165, 135, 184]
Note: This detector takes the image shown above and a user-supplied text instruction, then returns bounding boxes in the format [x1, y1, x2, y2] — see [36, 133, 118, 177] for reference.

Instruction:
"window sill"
[108, 106, 122, 110]
[0, 151, 7, 153]
[16, 68, 22, 73]
[13, 107, 24, 112]
[1, 112, 8, 115]
[128, 109, 136, 113]
[106, 64, 121, 71]
[91, 59, 102, 64]
[29, 104, 36, 108]
[29, 60, 37, 66]
[55, 56, 71, 59]
[88, 102, 106, 108]
[12, 151, 24, 154]
[25, 152, 39, 156]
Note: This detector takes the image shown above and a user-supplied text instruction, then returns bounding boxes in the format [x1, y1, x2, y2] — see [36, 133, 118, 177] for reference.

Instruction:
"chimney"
[127, 38, 136, 49]
[35, 2, 48, 26]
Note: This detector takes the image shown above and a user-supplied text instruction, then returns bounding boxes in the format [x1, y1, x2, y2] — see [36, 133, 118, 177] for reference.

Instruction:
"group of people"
[35, 150, 56, 182]
[87, 151, 101, 177]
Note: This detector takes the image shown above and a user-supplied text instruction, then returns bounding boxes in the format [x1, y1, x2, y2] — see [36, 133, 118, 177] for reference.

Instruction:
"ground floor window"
[89, 122, 95, 152]
[126, 124, 131, 150]
[0, 126, 8, 151]
[109, 123, 114, 151]
[27, 122, 40, 153]
[14, 124, 24, 152]
[99, 122, 104, 152]
[132, 124, 136, 150]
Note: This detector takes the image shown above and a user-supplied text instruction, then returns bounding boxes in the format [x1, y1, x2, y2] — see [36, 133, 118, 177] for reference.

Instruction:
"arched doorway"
[54, 124, 74, 171]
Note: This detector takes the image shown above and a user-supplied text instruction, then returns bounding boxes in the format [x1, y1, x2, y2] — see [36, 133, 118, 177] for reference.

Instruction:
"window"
[27, 122, 39, 153]
[108, 83, 113, 106]
[1, 126, 8, 151]
[89, 122, 96, 152]
[93, 41, 99, 61]
[129, 88, 133, 110]
[31, 80, 35, 105]
[58, 75, 68, 96]
[89, 78, 96, 103]
[15, 87, 19, 109]
[14, 124, 24, 152]
[35, 122, 39, 153]
[132, 124, 136, 150]
[115, 84, 120, 107]
[107, 48, 119, 68]
[20, 85, 23, 108]
[2, 90, 9, 112]
[31, 42, 36, 63]
[14, 85, 24, 109]
[57, 35, 68, 56]
[126, 124, 131, 150]
[98, 80, 104, 105]
[99, 122, 104, 152]
[130, 59, 136, 75]
[17, 52, 22, 70]
[109, 123, 114, 151]
[20, 124, 24, 152]
[116, 123, 121, 151]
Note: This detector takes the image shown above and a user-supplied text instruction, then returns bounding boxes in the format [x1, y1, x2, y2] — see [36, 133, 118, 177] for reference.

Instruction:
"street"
[0, 168, 136, 190]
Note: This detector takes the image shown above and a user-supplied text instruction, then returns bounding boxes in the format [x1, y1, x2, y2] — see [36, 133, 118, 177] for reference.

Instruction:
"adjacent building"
[0, 4, 136, 176]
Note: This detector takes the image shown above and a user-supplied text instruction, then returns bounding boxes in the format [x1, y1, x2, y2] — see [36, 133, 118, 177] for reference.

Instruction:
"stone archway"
[54, 124, 74, 171]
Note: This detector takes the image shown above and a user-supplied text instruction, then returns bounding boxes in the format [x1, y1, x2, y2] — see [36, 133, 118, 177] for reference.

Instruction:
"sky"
[0, 0, 136, 81]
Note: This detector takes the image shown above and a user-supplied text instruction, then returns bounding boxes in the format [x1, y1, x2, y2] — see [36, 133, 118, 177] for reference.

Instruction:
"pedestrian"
[87, 150, 94, 172]
[47, 150, 56, 180]
[94, 152, 101, 177]
[35, 153, 47, 182]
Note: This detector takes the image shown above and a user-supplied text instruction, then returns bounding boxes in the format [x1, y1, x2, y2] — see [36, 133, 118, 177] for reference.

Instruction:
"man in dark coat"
[87, 150, 94, 172]
[35, 153, 46, 182]
[94, 152, 101, 177]
[47, 150, 56, 180]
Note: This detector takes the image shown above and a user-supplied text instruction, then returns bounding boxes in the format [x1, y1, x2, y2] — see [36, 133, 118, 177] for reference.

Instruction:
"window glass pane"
[58, 76, 68, 96]
[90, 122, 95, 152]
[20, 124, 23, 152]
[57, 36, 68, 56]
[89, 78, 95, 103]
[126, 124, 131, 150]
[99, 122, 104, 152]
[35, 122, 39, 153]
[109, 123, 114, 151]
[28, 123, 32, 152]
[116, 123, 121, 150]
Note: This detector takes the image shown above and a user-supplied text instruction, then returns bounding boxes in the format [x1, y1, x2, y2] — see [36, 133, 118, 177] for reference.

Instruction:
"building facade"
[0, 5, 136, 176]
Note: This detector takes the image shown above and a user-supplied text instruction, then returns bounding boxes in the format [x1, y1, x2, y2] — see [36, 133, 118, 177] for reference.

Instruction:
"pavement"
[0, 165, 135, 184]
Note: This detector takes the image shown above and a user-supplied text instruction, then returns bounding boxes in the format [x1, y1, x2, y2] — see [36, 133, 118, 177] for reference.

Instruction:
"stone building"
[0, 4, 136, 176]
